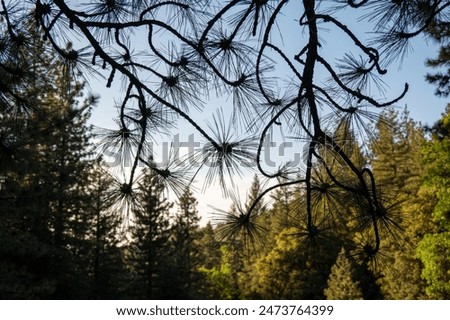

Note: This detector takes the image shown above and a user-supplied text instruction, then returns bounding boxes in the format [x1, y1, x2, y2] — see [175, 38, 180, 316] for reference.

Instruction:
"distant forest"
[1, 1, 449, 300]
[1, 40, 449, 300]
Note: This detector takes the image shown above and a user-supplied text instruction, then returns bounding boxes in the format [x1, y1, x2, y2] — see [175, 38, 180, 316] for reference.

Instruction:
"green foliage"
[269, 180, 296, 234]
[425, 19, 450, 97]
[245, 175, 267, 217]
[416, 233, 450, 299]
[324, 248, 363, 300]
[247, 226, 341, 299]
[252, 228, 303, 299]
[128, 169, 173, 299]
[86, 164, 127, 299]
[0, 25, 101, 298]
[421, 105, 450, 230]
[197, 222, 222, 270]
[367, 108, 431, 299]
[371, 108, 420, 190]
[416, 105, 450, 299]
[170, 187, 203, 298]
[199, 246, 240, 300]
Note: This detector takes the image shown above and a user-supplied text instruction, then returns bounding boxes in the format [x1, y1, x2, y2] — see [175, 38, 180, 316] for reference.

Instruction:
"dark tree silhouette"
[2, 0, 448, 260]
[424, 9, 450, 97]
[128, 168, 173, 299]
[0, 28, 99, 298]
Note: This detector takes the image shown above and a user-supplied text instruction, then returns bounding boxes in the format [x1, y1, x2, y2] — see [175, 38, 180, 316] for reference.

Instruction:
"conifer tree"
[199, 245, 241, 299]
[252, 228, 304, 299]
[416, 104, 450, 299]
[197, 222, 221, 270]
[196, 222, 222, 298]
[324, 248, 363, 300]
[30, 62, 97, 298]
[129, 168, 173, 299]
[269, 180, 295, 234]
[238, 174, 269, 298]
[425, 18, 450, 97]
[370, 108, 425, 195]
[245, 175, 267, 218]
[86, 163, 127, 299]
[0, 26, 98, 298]
[170, 187, 202, 298]
[370, 108, 431, 299]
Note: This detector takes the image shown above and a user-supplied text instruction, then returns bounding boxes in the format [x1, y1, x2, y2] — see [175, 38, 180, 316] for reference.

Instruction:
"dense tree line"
[1, 50, 449, 297]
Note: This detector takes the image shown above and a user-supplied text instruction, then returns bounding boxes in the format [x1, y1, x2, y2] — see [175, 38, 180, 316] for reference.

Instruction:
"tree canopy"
[1, 0, 449, 300]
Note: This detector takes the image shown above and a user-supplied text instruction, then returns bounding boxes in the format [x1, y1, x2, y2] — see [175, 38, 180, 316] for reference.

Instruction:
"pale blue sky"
[88, 5, 447, 128]
[85, 4, 448, 222]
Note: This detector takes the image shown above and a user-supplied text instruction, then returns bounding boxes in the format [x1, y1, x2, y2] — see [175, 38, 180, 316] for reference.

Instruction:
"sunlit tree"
[324, 248, 363, 300]
[416, 104, 450, 299]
